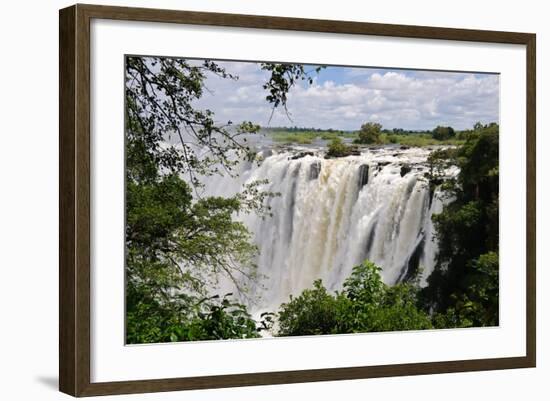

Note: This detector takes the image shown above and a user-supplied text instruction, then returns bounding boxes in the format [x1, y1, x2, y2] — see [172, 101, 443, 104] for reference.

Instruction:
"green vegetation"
[276, 261, 432, 336]
[352, 122, 461, 146]
[421, 122, 499, 327]
[127, 289, 260, 343]
[269, 122, 466, 147]
[271, 131, 316, 144]
[268, 126, 465, 147]
[269, 129, 353, 145]
[377, 122, 464, 146]
[431, 125, 456, 141]
[354, 122, 383, 144]
[266, 121, 475, 148]
[125, 57, 319, 343]
[325, 137, 359, 158]
[261, 65, 324, 109]
[380, 133, 464, 147]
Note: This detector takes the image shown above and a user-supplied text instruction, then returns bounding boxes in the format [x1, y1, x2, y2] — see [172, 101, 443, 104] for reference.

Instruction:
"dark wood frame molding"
[59, 3, 536, 397]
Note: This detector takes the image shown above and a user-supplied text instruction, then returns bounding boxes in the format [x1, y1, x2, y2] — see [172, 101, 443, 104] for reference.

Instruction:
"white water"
[203, 146, 457, 315]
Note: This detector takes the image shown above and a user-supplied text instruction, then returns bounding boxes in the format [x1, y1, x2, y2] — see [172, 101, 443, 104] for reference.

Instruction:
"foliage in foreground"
[125, 57, 321, 344]
[125, 173, 265, 343]
[275, 261, 432, 337]
[127, 286, 260, 343]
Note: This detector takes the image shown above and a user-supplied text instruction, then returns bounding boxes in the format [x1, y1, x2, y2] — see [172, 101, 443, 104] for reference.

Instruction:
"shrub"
[355, 122, 382, 144]
[431, 126, 456, 140]
[275, 260, 432, 337]
[326, 137, 358, 158]
[276, 280, 348, 336]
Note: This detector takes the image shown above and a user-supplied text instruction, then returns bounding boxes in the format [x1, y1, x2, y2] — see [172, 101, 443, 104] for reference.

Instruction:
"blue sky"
[315, 66, 493, 86]
[191, 60, 499, 131]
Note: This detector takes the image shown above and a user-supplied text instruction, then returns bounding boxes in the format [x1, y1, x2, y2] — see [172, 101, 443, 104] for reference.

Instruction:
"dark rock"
[324, 150, 361, 159]
[290, 151, 314, 160]
[357, 164, 369, 188]
[400, 164, 412, 177]
[309, 162, 321, 180]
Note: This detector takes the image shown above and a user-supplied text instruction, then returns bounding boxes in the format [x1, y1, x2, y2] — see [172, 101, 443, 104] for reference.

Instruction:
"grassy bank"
[269, 130, 355, 145]
[379, 133, 465, 147]
[268, 130, 465, 147]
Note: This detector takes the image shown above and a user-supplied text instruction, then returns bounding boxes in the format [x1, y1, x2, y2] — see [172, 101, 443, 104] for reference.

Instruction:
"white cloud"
[193, 61, 499, 131]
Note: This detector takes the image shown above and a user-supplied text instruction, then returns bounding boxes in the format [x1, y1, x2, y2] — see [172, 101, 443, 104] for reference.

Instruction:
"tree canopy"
[431, 125, 456, 141]
[325, 137, 359, 158]
[354, 122, 383, 144]
[276, 261, 432, 336]
[125, 57, 321, 343]
[421, 122, 499, 327]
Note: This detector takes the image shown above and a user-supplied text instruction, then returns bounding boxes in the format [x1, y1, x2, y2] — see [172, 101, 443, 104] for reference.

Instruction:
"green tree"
[125, 57, 321, 343]
[276, 261, 432, 337]
[325, 137, 358, 158]
[421, 123, 499, 327]
[431, 125, 456, 141]
[127, 283, 261, 343]
[260, 63, 323, 120]
[432, 252, 499, 328]
[341, 261, 432, 332]
[276, 280, 348, 336]
[355, 122, 382, 144]
[125, 174, 265, 343]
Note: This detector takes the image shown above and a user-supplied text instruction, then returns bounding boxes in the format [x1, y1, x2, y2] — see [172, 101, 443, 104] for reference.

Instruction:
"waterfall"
[203, 146, 457, 315]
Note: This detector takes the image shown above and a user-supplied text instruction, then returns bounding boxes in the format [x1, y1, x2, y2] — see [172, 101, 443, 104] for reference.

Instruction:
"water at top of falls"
[201, 144, 459, 316]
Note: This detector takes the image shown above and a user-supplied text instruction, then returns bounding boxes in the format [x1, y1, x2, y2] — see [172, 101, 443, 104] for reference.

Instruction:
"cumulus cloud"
[192, 60, 499, 131]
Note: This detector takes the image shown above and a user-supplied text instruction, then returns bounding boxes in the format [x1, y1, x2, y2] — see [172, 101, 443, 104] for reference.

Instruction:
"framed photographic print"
[59, 4, 536, 397]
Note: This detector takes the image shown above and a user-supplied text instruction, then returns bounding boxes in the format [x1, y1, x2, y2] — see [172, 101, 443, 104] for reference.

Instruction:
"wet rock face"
[400, 164, 412, 177]
[290, 151, 315, 160]
[357, 164, 369, 188]
[309, 162, 321, 180]
[376, 161, 391, 171]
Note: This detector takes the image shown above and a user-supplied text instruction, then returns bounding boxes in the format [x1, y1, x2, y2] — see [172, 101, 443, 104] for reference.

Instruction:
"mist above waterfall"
[203, 145, 458, 315]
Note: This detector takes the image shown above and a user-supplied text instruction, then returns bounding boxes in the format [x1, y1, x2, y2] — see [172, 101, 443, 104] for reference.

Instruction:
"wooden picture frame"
[59, 3, 536, 397]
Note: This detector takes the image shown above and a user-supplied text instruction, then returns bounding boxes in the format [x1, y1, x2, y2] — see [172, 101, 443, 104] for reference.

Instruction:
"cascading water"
[204, 145, 457, 316]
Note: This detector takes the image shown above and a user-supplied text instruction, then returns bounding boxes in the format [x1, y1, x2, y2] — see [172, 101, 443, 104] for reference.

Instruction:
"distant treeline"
[267, 122, 498, 148]
[263, 123, 497, 139]
[262, 126, 350, 134]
